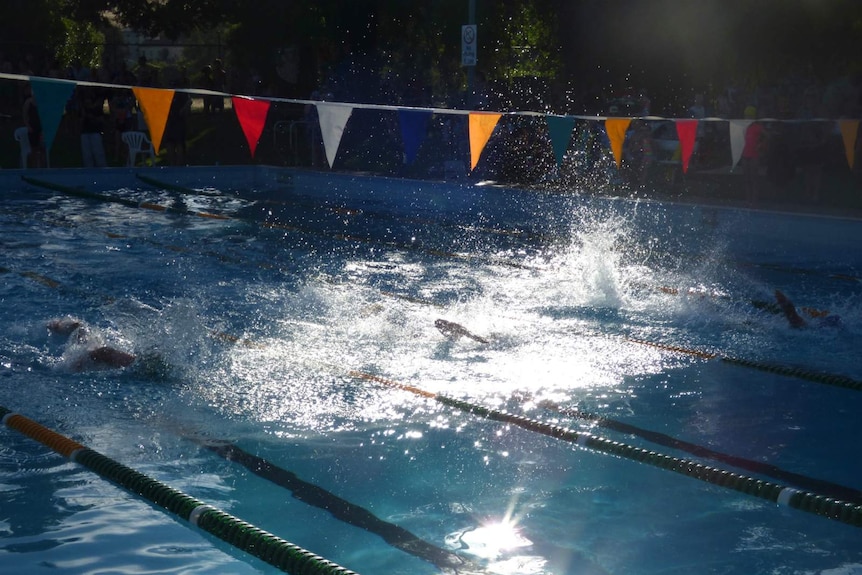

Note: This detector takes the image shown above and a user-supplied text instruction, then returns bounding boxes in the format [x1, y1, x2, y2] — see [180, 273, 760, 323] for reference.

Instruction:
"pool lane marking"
[626, 337, 862, 392]
[536, 400, 862, 505]
[653, 284, 832, 319]
[739, 261, 861, 283]
[26, 174, 862, 284]
[25, 175, 537, 272]
[182, 436, 473, 572]
[18, 243, 852, 395]
[10, 263, 264, 349]
[24, 224, 841, 394]
[0, 407, 360, 575]
[350, 370, 862, 505]
[347, 371, 862, 529]
[135, 173, 547, 269]
[21, 176, 229, 220]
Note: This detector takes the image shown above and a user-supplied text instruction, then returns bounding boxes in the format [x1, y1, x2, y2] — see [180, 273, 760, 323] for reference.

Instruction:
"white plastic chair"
[14, 127, 30, 168]
[122, 131, 155, 166]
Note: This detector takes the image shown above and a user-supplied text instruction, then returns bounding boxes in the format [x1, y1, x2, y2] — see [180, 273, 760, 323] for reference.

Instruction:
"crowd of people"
[3, 52, 228, 168]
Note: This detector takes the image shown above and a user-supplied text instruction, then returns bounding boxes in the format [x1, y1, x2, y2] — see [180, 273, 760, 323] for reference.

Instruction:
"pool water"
[2, 170, 862, 575]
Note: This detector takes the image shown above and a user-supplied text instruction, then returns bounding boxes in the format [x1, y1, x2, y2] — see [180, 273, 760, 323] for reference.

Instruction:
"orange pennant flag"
[132, 87, 175, 154]
[604, 118, 632, 168]
[469, 112, 502, 170]
[838, 119, 859, 169]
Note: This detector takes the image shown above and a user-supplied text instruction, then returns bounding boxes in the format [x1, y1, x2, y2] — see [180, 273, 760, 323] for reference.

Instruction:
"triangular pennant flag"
[469, 112, 502, 170]
[232, 96, 271, 158]
[728, 120, 753, 169]
[28, 77, 76, 155]
[316, 103, 353, 168]
[397, 109, 432, 164]
[675, 119, 699, 173]
[604, 118, 632, 168]
[132, 87, 175, 154]
[838, 119, 859, 169]
[546, 115, 577, 167]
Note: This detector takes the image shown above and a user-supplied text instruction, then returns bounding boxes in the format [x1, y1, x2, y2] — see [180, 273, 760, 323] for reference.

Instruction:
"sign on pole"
[461, 24, 477, 67]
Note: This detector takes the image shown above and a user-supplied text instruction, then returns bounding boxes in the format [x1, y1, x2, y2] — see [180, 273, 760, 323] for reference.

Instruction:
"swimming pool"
[2, 167, 862, 575]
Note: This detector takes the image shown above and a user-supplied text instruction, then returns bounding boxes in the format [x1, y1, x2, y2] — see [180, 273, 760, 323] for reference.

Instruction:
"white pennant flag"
[316, 103, 353, 168]
[728, 120, 753, 170]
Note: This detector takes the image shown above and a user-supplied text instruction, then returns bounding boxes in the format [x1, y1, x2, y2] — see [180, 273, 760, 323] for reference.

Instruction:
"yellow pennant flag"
[132, 87, 176, 154]
[469, 112, 502, 170]
[605, 118, 632, 168]
[838, 119, 859, 169]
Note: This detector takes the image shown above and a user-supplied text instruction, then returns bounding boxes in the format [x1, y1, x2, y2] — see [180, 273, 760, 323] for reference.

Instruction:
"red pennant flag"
[675, 119, 698, 173]
[232, 96, 271, 158]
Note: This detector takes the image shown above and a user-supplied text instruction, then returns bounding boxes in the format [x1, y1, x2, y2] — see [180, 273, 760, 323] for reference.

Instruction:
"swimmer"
[47, 316, 137, 371]
[774, 290, 842, 329]
[435, 319, 489, 344]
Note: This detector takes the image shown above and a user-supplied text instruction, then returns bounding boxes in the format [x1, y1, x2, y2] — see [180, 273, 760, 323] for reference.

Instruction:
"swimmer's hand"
[434, 319, 489, 344]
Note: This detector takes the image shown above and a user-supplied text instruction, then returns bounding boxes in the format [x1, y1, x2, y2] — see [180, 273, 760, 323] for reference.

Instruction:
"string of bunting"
[5, 72, 859, 174]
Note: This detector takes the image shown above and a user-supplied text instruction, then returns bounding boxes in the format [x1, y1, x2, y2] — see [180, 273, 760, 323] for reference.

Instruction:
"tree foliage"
[5, 0, 862, 109]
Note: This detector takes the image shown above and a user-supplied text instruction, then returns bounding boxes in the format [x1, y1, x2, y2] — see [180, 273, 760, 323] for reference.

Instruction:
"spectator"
[78, 86, 108, 167]
[163, 84, 191, 166]
[200, 64, 215, 113]
[211, 58, 227, 112]
[22, 84, 45, 168]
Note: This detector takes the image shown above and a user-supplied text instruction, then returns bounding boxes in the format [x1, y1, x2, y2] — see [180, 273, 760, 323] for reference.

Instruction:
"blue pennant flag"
[398, 109, 432, 164]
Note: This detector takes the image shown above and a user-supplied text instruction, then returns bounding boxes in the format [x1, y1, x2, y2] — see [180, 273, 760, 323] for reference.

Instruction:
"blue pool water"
[2, 169, 862, 575]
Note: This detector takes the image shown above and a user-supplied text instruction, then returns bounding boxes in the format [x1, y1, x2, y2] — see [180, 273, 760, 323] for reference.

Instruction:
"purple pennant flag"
[29, 77, 76, 156]
[397, 109, 432, 164]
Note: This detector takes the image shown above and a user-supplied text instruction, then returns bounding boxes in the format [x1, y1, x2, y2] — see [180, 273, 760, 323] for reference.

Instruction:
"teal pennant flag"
[29, 77, 76, 156]
[546, 115, 576, 167]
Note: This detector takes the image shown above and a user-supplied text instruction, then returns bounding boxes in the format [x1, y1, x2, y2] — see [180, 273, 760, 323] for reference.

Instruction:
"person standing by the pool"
[78, 83, 108, 168]
[22, 85, 45, 168]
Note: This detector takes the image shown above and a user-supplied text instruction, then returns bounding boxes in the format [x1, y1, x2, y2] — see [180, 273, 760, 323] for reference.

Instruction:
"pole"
[467, 0, 475, 105]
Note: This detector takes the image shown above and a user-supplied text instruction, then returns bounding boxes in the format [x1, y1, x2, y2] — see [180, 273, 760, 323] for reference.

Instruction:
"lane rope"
[186, 436, 472, 572]
[23, 175, 537, 271]
[0, 406, 359, 575]
[132, 172, 862, 284]
[537, 400, 862, 504]
[348, 371, 862, 529]
[22, 176, 228, 220]
[627, 338, 862, 392]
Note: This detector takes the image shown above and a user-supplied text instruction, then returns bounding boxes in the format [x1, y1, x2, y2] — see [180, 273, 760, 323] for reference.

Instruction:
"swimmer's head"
[47, 317, 84, 336]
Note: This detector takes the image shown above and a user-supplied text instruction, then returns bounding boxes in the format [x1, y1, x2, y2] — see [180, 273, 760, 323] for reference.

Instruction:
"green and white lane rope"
[0, 406, 358, 575]
[349, 370, 862, 529]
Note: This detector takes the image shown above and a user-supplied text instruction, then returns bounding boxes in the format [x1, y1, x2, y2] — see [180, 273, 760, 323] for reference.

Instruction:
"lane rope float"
[537, 400, 862, 504]
[133, 172, 862, 281]
[22, 176, 228, 220]
[348, 370, 862, 529]
[24, 175, 537, 271]
[627, 337, 862, 392]
[188, 437, 472, 572]
[0, 406, 359, 575]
